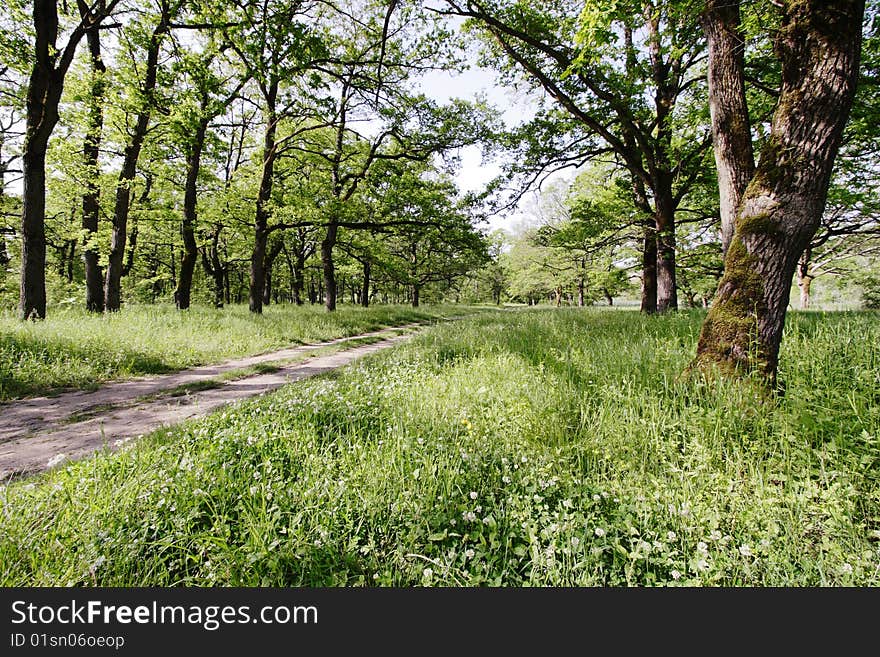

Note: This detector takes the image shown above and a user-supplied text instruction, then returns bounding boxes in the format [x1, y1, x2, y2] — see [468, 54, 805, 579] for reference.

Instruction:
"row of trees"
[0, 0, 493, 318]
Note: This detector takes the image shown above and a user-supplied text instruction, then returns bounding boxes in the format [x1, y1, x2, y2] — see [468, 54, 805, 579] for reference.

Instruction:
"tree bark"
[81, 9, 106, 313]
[412, 282, 420, 308]
[322, 223, 338, 311]
[361, 259, 371, 308]
[694, 0, 864, 384]
[19, 0, 64, 320]
[249, 82, 278, 314]
[104, 4, 170, 311]
[262, 237, 283, 306]
[640, 220, 658, 314]
[655, 184, 678, 313]
[175, 112, 209, 310]
[701, 0, 756, 256]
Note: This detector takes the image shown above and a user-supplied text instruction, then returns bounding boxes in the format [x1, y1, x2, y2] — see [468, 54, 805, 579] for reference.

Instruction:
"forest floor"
[0, 323, 423, 479]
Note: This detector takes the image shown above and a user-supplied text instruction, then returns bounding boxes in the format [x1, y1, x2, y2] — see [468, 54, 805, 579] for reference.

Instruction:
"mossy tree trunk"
[694, 0, 865, 385]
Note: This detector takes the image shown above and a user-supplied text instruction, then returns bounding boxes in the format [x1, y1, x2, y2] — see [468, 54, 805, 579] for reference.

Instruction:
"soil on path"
[0, 324, 421, 479]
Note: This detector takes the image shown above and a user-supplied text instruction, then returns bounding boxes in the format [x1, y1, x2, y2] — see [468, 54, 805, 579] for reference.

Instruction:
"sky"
[413, 64, 573, 235]
[412, 65, 556, 231]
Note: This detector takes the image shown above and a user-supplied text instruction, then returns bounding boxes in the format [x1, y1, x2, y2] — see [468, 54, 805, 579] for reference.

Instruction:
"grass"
[1, 307, 878, 586]
[0, 303, 461, 400]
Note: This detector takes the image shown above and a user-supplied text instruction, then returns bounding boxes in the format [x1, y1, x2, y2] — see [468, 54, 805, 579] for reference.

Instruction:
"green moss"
[692, 237, 767, 378]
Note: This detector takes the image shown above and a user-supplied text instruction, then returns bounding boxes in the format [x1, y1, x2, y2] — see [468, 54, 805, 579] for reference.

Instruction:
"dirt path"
[0, 324, 421, 480]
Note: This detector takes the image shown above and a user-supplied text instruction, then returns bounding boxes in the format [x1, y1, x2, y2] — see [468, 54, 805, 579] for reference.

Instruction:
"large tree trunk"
[19, 0, 115, 319]
[249, 85, 278, 314]
[19, 0, 64, 320]
[694, 0, 864, 384]
[322, 223, 338, 312]
[412, 283, 420, 308]
[104, 6, 169, 311]
[81, 13, 106, 313]
[175, 112, 209, 310]
[701, 0, 755, 255]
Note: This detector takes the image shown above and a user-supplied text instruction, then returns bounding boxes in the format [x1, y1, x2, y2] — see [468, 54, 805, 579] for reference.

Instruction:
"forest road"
[0, 324, 423, 480]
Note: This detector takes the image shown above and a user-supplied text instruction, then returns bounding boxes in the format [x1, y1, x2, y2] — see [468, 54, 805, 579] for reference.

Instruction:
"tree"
[693, 0, 866, 385]
[104, 0, 179, 312]
[17, 0, 120, 319]
[442, 0, 713, 313]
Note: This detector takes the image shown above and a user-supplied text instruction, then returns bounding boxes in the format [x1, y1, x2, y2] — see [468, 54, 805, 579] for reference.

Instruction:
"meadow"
[0, 303, 454, 400]
[1, 307, 878, 586]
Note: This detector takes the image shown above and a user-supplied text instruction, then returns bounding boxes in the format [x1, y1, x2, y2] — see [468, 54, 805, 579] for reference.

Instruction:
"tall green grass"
[1, 308, 878, 586]
[0, 303, 460, 400]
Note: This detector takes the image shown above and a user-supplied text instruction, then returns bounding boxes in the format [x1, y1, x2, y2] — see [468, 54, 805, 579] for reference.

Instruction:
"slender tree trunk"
[412, 283, 420, 308]
[294, 254, 305, 305]
[797, 250, 814, 310]
[249, 84, 278, 314]
[105, 6, 169, 311]
[701, 0, 755, 255]
[640, 220, 658, 314]
[694, 0, 864, 384]
[65, 239, 75, 282]
[262, 237, 283, 306]
[655, 186, 678, 312]
[361, 259, 371, 308]
[0, 138, 8, 268]
[81, 16, 106, 313]
[322, 223, 338, 311]
[175, 112, 209, 310]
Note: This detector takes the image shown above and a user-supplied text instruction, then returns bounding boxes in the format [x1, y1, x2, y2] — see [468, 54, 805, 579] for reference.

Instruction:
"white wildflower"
[469, 491, 478, 500]
[738, 544, 753, 557]
[697, 541, 709, 555]
[667, 531, 677, 541]
[594, 527, 606, 538]
[671, 570, 682, 580]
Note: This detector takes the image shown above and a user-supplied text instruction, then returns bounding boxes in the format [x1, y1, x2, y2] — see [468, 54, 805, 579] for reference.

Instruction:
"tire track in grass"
[0, 326, 421, 479]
